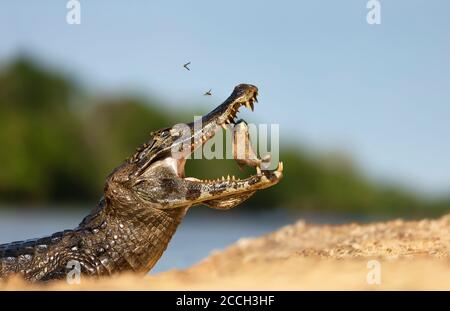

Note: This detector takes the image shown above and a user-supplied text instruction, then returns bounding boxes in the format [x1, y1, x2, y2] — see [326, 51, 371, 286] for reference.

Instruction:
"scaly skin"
[0, 84, 283, 282]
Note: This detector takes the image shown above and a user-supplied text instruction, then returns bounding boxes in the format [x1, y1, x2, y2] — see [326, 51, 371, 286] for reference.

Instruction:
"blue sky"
[1, 1, 449, 195]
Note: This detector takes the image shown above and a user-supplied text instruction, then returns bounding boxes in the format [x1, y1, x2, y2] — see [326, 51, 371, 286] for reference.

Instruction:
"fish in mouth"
[127, 83, 283, 210]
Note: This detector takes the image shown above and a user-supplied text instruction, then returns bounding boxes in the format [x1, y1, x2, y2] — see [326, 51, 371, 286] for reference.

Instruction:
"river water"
[0, 206, 367, 273]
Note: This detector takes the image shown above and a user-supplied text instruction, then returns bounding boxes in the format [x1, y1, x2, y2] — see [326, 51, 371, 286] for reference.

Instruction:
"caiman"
[0, 84, 283, 282]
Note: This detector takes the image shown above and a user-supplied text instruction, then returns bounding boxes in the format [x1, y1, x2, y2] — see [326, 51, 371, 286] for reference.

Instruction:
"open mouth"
[176, 84, 283, 187]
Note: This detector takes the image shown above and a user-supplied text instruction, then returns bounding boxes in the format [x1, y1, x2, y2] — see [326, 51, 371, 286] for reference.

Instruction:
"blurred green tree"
[0, 57, 448, 216]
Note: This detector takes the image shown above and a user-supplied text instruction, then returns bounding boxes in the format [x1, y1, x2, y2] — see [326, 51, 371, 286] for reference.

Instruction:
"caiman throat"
[0, 84, 283, 282]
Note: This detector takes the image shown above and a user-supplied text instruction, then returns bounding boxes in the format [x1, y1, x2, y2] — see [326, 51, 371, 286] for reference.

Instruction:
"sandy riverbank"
[2, 214, 450, 290]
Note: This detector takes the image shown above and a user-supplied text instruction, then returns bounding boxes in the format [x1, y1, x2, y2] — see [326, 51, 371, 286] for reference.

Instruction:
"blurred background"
[0, 1, 449, 273]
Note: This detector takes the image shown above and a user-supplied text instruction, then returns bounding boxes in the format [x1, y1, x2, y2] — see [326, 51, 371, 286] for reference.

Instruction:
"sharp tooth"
[202, 134, 207, 140]
[245, 102, 252, 110]
[227, 174, 230, 181]
[256, 167, 262, 175]
[222, 176, 225, 181]
[232, 175, 236, 181]
[249, 102, 254, 111]
[225, 119, 231, 124]
[277, 161, 284, 172]
[254, 96, 258, 103]
[221, 124, 228, 130]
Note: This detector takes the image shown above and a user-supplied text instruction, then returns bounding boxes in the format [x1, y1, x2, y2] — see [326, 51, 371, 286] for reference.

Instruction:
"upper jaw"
[131, 84, 260, 178]
[187, 84, 259, 152]
[137, 84, 272, 177]
[208, 83, 258, 127]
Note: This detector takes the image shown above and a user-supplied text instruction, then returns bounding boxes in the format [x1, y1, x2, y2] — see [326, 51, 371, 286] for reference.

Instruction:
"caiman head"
[105, 84, 283, 210]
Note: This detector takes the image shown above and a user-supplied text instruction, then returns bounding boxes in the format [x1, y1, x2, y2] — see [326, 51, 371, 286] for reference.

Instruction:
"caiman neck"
[78, 198, 188, 274]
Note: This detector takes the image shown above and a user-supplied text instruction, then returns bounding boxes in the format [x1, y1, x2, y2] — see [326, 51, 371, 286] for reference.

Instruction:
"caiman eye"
[157, 129, 171, 139]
